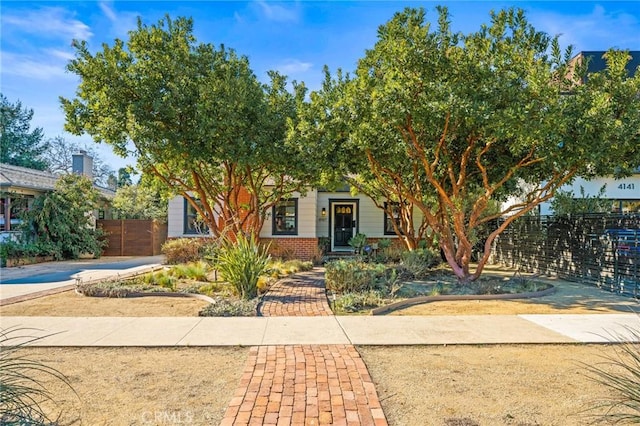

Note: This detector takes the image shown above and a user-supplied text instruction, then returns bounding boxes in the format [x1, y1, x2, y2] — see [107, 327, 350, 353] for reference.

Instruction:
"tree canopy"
[62, 15, 313, 238]
[0, 94, 49, 170]
[292, 7, 640, 282]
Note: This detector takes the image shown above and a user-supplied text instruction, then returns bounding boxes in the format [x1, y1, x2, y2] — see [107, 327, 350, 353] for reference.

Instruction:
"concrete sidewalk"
[2, 314, 638, 346]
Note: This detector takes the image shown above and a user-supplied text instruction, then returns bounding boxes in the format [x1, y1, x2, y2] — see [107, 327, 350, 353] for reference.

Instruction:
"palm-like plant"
[583, 327, 640, 424]
[0, 327, 77, 425]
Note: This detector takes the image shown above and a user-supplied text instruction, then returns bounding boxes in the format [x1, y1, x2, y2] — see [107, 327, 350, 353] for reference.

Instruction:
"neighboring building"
[0, 151, 115, 239]
[540, 50, 640, 215]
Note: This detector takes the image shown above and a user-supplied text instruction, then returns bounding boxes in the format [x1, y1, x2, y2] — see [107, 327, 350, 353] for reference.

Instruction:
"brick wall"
[261, 237, 320, 261]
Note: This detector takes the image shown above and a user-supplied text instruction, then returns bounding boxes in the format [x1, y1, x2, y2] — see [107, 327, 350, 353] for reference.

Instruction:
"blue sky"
[2, 1, 639, 172]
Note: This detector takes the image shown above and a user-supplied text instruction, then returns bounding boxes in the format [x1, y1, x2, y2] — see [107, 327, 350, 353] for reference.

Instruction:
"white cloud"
[276, 59, 313, 75]
[1, 51, 72, 81]
[99, 1, 140, 39]
[256, 0, 300, 23]
[529, 4, 640, 51]
[2, 7, 92, 41]
[46, 49, 76, 62]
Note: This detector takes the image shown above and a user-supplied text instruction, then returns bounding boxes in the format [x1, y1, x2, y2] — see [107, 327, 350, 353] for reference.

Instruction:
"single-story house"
[168, 186, 416, 260]
[0, 151, 115, 240]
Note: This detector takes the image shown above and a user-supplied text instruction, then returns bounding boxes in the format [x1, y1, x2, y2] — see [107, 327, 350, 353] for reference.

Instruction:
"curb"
[370, 285, 557, 315]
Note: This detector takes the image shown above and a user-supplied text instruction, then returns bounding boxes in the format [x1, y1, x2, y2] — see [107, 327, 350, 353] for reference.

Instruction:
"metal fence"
[493, 214, 640, 297]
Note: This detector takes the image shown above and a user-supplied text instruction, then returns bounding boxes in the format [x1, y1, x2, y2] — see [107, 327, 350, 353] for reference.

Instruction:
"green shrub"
[170, 261, 211, 281]
[198, 297, 259, 317]
[325, 259, 386, 294]
[162, 238, 216, 264]
[348, 233, 367, 254]
[142, 270, 176, 290]
[401, 248, 440, 279]
[215, 234, 270, 300]
[266, 259, 313, 278]
[331, 290, 387, 314]
[0, 327, 77, 424]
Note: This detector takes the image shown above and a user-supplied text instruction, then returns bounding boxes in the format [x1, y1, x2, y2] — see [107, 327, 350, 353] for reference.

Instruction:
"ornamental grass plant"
[0, 327, 77, 425]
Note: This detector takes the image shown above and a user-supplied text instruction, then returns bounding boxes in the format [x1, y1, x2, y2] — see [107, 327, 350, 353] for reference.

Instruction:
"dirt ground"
[3, 278, 640, 425]
[16, 344, 631, 426]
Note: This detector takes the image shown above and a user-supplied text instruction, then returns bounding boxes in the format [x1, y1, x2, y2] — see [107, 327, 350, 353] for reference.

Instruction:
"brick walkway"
[258, 270, 333, 317]
[221, 268, 388, 426]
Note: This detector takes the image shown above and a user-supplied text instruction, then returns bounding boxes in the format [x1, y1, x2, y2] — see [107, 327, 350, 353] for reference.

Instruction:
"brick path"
[258, 270, 333, 317]
[221, 268, 388, 426]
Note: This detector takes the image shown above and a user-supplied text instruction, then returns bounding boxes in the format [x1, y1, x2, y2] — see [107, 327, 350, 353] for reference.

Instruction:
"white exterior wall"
[259, 189, 318, 238]
[315, 191, 424, 239]
[540, 174, 640, 215]
[168, 189, 426, 240]
[167, 195, 187, 238]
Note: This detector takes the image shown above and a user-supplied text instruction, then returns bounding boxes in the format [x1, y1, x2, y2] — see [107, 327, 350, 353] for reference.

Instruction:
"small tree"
[21, 174, 106, 259]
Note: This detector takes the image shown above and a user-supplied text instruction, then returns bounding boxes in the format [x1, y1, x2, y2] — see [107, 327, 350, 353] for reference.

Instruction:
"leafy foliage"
[400, 248, 441, 279]
[215, 234, 270, 299]
[0, 327, 77, 425]
[0, 94, 49, 170]
[198, 297, 258, 317]
[161, 238, 217, 265]
[62, 15, 315, 239]
[332, 290, 388, 314]
[112, 183, 167, 221]
[550, 185, 612, 215]
[19, 174, 106, 260]
[325, 259, 387, 293]
[293, 7, 640, 283]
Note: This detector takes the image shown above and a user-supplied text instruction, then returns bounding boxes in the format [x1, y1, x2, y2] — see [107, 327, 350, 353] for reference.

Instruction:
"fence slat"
[494, 214, 640, 296]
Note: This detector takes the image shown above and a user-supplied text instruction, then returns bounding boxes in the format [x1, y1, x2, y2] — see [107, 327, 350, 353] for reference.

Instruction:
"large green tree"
[62, 16, 311, 238]
[0, 94, 49, 170]
[293, 7, 640, 283]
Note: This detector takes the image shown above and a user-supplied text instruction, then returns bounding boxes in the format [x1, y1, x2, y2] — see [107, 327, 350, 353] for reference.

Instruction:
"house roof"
[0, 163, 115, 198]
[576, 50, 640, 78]
[0, 163, 59, 192]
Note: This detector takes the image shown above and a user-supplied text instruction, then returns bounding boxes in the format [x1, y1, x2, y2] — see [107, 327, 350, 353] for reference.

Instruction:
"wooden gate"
[98, 219, 168, 256]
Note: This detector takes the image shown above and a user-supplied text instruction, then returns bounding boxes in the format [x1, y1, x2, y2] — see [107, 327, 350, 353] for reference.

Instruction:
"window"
[273, 199, 298, 235]
[0, 196, 33, 231]
[384, 202, 401, 235]
[184, 198, 209, 234]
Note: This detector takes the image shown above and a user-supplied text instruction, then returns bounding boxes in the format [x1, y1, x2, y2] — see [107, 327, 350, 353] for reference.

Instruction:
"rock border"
[370, 285, 556, 315]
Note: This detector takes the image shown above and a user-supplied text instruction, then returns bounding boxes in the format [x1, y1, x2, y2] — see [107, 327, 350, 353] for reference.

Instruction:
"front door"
[333, 204, 354, 248]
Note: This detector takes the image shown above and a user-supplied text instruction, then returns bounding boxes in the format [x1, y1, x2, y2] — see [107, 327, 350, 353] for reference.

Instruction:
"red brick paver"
[259, 269, 333, 317]
[221, 268, 388, 426]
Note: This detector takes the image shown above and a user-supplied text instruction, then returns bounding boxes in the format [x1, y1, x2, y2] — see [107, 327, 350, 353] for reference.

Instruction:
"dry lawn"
[3, 278, 640, 425]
